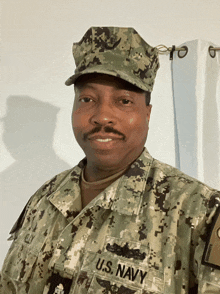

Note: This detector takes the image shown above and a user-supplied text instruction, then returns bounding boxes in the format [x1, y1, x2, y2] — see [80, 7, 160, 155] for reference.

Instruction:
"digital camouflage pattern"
[65, 27, 160, 92]
[1, 148, 220, 293]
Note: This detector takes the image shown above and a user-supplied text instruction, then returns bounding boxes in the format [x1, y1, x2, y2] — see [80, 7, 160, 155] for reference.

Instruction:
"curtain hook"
[209, 46, 216, 58]
[178, 46, 188, 58]
[169, 45, 176, 60]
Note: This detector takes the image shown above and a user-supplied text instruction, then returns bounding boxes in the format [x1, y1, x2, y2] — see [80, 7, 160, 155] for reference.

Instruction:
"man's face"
[72, 74, 152, 170]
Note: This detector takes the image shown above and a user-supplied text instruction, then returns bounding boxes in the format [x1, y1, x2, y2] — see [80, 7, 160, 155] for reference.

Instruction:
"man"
[1, 27, 220, 293]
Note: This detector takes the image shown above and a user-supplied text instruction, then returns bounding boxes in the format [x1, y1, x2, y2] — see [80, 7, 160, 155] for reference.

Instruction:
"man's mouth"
[88, 135, 123, 141]
[96, 138, 113, 142]
[87, 134, 124, 151]
[83, 126, 126, 141]
[87, 132, 125, 142]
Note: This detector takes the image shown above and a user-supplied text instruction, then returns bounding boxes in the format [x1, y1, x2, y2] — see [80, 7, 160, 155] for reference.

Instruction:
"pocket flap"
[3, 242, 38, 282]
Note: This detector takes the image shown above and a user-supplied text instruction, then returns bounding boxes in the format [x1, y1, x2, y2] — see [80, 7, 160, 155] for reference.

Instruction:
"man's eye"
[121, 99, 132, 105]
[80, 97, 92, 103]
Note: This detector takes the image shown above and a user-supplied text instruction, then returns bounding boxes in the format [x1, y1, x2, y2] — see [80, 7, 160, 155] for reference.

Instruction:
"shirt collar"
[48, 148, 153, 220]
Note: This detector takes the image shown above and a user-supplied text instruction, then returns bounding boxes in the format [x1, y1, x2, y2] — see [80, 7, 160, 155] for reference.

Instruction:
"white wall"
[1, 0, 220, 267]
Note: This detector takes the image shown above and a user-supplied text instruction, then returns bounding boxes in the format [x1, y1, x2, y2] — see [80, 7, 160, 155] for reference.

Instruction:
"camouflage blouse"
[1, 149, 220, 293]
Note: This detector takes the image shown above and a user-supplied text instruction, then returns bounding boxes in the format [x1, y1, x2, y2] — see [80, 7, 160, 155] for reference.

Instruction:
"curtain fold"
[172, 40, 220, 189]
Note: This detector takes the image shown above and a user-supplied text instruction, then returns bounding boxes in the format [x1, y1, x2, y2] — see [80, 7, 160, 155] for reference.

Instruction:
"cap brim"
[65, 67, 151, 92]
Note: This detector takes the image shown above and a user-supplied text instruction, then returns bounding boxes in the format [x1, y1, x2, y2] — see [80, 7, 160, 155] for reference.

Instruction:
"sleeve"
[0, 172, 62, 293]
[0, 192, 37, 294]
[194, 192, 220, 293]
[0, 205, 29, 293]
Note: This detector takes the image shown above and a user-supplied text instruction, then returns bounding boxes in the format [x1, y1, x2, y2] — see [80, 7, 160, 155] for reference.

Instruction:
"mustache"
[83, 126, 126, 141]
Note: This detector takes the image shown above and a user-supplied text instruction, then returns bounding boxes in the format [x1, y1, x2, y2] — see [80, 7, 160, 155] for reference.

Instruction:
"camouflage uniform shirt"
[1, 148, 220, 293]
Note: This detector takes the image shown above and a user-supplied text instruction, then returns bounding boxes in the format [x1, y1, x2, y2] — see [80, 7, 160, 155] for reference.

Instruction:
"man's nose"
[90, 101, 116, 126]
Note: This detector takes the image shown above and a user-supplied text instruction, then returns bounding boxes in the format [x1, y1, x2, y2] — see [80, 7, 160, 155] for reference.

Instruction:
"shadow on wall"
[0, 96, 71, 266]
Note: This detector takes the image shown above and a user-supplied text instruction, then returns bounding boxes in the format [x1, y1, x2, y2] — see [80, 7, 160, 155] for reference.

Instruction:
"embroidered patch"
[202, 207, 220, 269]
[104, 236, 149, 262]
[96, 277, 137, 293]
[96, 257, 147, 284]
[87, 275, 142, 294]
[47, 273, 72, 294]
[106, 242, 146, 260]
[80, 251, 164, 292]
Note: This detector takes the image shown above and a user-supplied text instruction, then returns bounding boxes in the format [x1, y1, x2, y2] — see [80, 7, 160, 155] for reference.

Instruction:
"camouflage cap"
[65, 27, 159, 92]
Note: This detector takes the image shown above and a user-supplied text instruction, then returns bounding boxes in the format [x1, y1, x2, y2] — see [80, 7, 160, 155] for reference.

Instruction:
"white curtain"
[171, 40, 220, 189]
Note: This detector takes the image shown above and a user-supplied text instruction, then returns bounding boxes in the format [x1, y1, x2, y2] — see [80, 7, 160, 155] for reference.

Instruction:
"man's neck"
[80, 166, 127, 208]
[84, 164, 129, 182]
[83, 148, 145, 182]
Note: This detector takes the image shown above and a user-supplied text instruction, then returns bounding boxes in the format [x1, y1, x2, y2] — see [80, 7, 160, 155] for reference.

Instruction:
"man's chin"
[86, 149, 123, 167]
[83, 144, 145, 170]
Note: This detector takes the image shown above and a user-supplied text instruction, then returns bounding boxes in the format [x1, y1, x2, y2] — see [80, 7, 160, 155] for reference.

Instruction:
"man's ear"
[146, 104, 152, 122]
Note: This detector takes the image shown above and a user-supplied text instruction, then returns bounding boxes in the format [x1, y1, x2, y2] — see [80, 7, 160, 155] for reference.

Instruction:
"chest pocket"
[2, 232, 46, 283]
